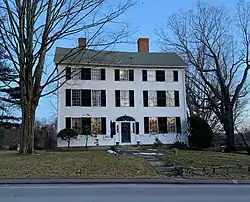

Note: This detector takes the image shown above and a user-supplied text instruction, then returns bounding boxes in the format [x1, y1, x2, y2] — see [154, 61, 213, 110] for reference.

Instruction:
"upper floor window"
[173, 70, 178, 82]
[65, 67, 105, 80]
[143, 90, 180, 107]
[155, 70, 165, 82]
[65, 89, 106, 107]
[115, 90, 134, 107]
[115, 69, 134, 81]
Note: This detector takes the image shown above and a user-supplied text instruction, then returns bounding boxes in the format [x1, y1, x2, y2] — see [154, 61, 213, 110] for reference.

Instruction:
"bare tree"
[0, 0, 135, 154]
[157, 0, 250, 152]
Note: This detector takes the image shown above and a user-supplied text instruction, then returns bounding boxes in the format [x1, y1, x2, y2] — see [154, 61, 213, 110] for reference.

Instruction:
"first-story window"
[144, 117, 180, 134]
[149, 117, 158, 133]
[92, 117, 101, 136]
[72, 118, 82, 134]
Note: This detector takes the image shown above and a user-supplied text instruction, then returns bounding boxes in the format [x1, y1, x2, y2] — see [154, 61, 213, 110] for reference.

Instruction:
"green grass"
[0, 151, 159, 179]
[163, 150, 250, 179]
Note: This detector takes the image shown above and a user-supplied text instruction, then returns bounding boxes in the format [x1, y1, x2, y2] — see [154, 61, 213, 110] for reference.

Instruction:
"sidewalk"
[0, 178, 250, 185]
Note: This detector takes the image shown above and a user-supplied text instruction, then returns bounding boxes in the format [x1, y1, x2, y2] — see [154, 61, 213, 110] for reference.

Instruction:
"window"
[167, 117, 176, 133]
[173, 70, 178, 82]
[157, 91, 166, 107]
[156, 70, 165, 82]
[81, 68, 91, 80]
[92, 117, 101, 136]
[91, 69, 101, 80]
[166, 91, 175, 107]
[147, 70, 155, 81]
[148, 90, 157, 107]
[120, 90, 130, 107]
[72, 90, 81, 106]
[71, 68, 81, 80]
[158, 117, 168, 133]
[81, 89, 91, 107]
[116, 90, 134, 107]
[144, 117, 179, 134]
[166, 70, 173, 82]
[115, 69, 134, 81]
[65, 67, 71, 80]
[149, 117, 158, 133]
[92, 90, 101, 107]
[72, 118, 82, 134]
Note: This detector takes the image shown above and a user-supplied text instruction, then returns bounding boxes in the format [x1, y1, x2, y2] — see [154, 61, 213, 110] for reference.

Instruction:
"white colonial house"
[54, 38, 188, 147]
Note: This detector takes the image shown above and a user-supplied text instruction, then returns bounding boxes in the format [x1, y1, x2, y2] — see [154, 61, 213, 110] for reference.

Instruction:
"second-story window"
[72, 90, 81, 106]
[80, 68, 105, 80]
[115, 90, 134, 107]
[115, 69, 134, 81]
[156, 70, 165, 82]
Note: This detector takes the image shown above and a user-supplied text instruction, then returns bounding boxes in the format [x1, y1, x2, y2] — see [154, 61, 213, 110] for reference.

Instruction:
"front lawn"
[0, 151, 159, 179]
[164, 150, 250, 179]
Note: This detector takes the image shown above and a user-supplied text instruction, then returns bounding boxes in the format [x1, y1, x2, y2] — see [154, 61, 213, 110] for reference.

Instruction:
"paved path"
[0, 184, 250, 202]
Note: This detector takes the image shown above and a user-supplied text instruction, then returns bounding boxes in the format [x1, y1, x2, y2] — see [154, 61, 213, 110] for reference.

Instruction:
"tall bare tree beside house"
[0, 0, 135, 154]
[157, 0, 250, 152]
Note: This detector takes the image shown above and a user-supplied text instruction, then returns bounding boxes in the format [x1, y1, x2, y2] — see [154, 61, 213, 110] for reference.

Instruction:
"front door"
[121, 122, 131, 143]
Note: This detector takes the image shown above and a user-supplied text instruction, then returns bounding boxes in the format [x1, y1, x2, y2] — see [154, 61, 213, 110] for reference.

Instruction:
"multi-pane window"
[72, 118, 82, 134]
[156, 70, 165, 82]
[166, 91, 175, 107]
[72, 90, 81, 106]
[66, 89, 106, 107]
[91, 69, 101, 80]
[115, 69, 134, 81]
[92, 90, 101, 106]
[148, 90, 157, 107]
[69, 117, 106, 135]
[166, 70, 174, 82]
[149, 117, 158, 133]
[147, 70, 155, 81]
[143, 90, 179, 107]
[115, 90, 134, 107]
[144, 117, 181, 134]
[167, 117, 176, 133]
[92, 117, 101, 136]
[120, 90, 130, 107]
[71, 68, 81, 80]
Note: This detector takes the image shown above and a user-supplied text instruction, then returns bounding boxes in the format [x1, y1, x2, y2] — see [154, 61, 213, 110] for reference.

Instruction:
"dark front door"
[121, 122, 131, 143]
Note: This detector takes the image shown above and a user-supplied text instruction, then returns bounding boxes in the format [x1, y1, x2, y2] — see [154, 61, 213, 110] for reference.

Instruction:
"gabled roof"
[54, 47, 188, 68]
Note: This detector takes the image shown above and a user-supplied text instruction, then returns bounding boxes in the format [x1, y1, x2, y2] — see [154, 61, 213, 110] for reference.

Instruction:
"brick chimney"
[78, 38, 87, 49]
[137, 38, 149, 52]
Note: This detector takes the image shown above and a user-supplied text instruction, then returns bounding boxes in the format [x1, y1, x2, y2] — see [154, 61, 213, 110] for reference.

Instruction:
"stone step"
[148, 161, 166, 167]
[156, 166, 176, 173]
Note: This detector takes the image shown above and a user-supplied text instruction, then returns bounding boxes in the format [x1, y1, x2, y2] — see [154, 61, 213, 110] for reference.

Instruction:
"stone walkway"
[119, 149, 182, 177]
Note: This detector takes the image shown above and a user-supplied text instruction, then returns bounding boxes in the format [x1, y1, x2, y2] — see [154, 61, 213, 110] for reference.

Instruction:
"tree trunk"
[67, 139, 70, 151]
[19, 104, 36, 154]
[223, 106, 236, 152]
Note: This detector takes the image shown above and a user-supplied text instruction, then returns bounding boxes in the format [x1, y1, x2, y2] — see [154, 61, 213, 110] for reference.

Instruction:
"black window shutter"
[101, 117, 106, 134]
[81, 90, 85, 106]
[112, 122, 116, 135]
[176, 117, 181, 133]
[115, 69, 120, 81]
[81, 68, 91, 80]
[65, 89, 71, 106]
[144, 117, 149, 134]
[66, 67, 71, 80]
[82, 117, 91, 135]
[65, 117, 71, 129]
[143, 91, 148, 107]
[101, 90, 106, 107]
[142, 70, 147, 81]
[174, 91, 180, 107]
[129, 70, 134, 81]
[136, 122, 139, 134]
[115, 90, 120, 107]
[129, 90, 134, 107]
[173, 70, 178, 82]
[87, 90, 91, 106]
[101, 69, 106, 80]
